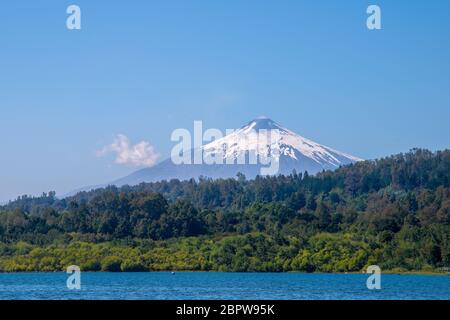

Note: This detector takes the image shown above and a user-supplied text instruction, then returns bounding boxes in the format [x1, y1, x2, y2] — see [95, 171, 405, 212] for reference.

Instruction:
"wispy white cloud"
[97, 134, 160, 167]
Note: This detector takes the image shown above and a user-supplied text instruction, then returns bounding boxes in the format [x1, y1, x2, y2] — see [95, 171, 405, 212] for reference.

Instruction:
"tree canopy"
[0, 149, 449, 272]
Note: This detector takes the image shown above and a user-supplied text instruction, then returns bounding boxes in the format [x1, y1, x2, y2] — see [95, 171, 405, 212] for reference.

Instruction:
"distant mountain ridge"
[64, 117, 363, 196]
[109, 117, 362, 187]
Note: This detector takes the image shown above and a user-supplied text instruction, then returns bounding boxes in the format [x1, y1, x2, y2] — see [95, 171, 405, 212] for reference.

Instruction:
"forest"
[0, 148, 449, 273]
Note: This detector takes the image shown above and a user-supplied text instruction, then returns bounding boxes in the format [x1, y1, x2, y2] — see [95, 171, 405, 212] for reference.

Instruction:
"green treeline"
[0, 149, 449, 273]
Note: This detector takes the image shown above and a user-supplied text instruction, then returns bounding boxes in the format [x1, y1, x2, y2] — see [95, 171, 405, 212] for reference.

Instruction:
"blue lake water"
[0, 272, 448, 300]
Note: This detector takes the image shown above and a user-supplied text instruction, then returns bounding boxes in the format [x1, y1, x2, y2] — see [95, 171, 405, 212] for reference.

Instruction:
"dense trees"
[0, 149, 449, 272]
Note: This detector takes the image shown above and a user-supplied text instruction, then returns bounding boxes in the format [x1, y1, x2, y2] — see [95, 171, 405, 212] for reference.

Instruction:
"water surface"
[0, 272, 448, 300]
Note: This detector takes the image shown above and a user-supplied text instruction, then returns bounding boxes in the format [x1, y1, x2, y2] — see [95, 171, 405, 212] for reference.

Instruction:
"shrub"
[120, 259, 146, 272]
[101, 256, 122, 272]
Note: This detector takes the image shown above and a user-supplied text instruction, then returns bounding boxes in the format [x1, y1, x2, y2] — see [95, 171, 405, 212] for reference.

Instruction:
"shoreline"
[1, 270, 449, 276]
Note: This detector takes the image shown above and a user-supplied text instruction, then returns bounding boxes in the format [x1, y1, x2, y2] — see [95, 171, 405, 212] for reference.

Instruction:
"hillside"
[0, 148, 449, 273]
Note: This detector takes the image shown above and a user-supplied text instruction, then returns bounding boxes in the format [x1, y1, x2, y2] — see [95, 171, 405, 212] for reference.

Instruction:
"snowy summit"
[109, 118, 363, 187]
[202, 117, 362, 171]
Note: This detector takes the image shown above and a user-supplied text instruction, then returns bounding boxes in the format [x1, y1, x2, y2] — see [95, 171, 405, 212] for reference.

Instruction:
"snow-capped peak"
[202, 117, 363, 170]
[103, 117, 364, 189]
[240, 117, 285, 131]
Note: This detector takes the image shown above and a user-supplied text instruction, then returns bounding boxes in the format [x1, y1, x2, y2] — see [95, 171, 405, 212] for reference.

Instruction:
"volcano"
[110, 117, 363, 186]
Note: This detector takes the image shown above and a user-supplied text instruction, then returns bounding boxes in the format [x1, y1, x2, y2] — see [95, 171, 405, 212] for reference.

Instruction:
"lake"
[0, 272, 448, 300]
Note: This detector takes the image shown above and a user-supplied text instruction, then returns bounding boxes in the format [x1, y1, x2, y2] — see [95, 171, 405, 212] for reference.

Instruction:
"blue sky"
[1, 0, 449, 201]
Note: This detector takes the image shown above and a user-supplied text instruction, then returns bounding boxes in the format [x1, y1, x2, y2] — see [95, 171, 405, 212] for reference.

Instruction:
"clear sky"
[1, 0, 449, 202]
